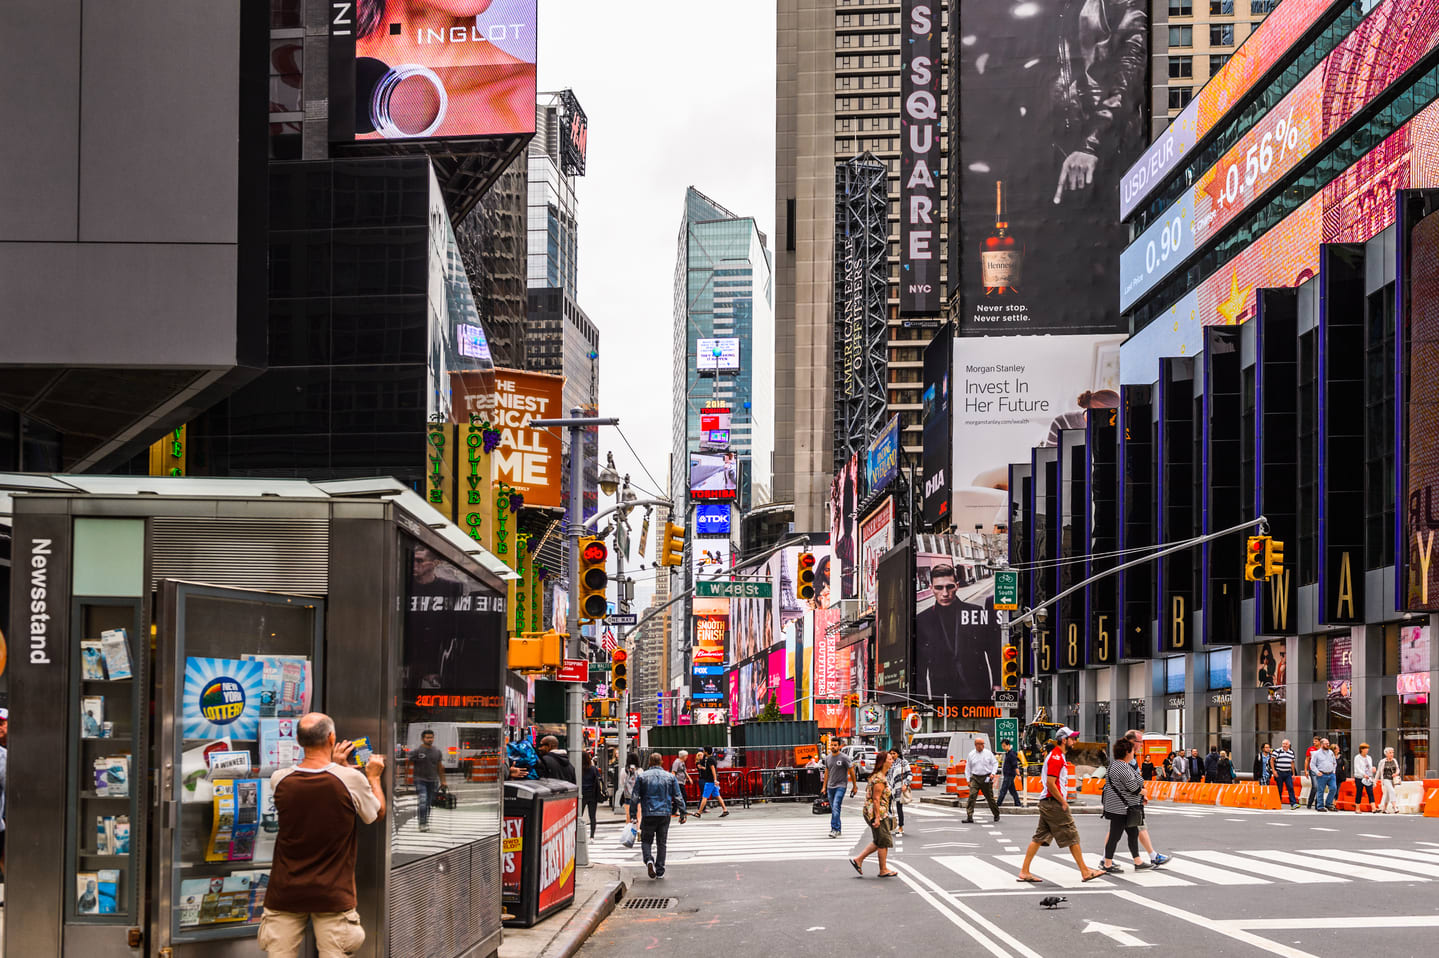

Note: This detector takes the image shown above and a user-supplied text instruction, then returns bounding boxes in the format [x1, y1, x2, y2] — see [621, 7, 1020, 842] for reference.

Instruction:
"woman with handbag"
[1377, 746, 1402, 813]
[581, 752, 607, 839]
[887, 747, 911, 838]
[849, 751, 899, 877]
[1097, 739, 1146, 874]
[1352, 743, 1376, 813]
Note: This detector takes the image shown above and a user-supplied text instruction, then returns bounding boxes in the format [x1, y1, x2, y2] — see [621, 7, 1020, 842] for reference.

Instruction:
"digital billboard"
[956, 0, 1147, 334]
[697, 338, 741, 372]
[452, 368, 564, 509]
[330, 0, 538, 142]
[695, 503, 732, 537]
[900, 0, 942, 314]
[689, 450, 738, 501]
[922, 331, 952, 526]
[557, 88, 587, 176]
[694, 613, 727, 665]
[858, 496, 895, 616]
[950, 334, 1123, 606]
[699, 406, 732, 450]
[1120, 0, 1351, 218]
[913, 551, 996, 703]
[875, 541, 913, 696]
[692, 665, 725, 701]
[1121, 0, 1439, 311]
[828, 454, 860, 604]
[731, 555, 777, 665]
[865, 415, 900, 494]
[692, 540, 732, 579]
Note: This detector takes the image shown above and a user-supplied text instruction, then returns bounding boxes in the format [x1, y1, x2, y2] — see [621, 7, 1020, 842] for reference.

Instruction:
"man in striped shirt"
[1271, 739, 1298, 808]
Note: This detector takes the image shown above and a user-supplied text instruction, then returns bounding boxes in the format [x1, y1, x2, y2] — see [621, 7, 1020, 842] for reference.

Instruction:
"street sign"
[627, 712, 641, 735]
[994, 570, 1019, 611]
[695, 580, 773, 598]
[814, 698, 841, 705]
[608, 613, 637, 626]
[994, 716, 1020, 753]
[557, 658, 587, 682]
[992, 690, 1020, 706]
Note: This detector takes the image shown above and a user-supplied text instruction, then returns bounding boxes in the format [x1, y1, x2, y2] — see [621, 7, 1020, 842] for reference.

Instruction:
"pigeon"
[1039, 896, 1068, 909]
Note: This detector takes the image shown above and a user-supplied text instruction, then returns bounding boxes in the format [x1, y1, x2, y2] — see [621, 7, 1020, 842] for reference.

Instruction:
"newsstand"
[502, 779, 580, 927]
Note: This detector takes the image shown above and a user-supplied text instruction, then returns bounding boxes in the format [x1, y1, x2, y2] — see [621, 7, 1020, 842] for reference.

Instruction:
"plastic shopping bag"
[621, 823, 638, 848]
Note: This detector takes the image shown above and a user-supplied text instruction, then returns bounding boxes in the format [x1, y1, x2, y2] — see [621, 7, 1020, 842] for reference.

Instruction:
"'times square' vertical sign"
[900, 1, 942, 314]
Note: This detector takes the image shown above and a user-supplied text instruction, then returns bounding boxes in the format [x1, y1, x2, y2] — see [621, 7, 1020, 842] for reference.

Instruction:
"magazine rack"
[66, 599, 147, 926]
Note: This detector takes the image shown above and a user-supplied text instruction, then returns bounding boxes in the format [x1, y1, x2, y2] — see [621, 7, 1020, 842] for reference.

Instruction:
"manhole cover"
[622, 897, 676, 910]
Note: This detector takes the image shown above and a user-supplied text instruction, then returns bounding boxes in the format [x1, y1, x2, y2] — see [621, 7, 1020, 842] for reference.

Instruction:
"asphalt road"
[579, 798, 1439, 957]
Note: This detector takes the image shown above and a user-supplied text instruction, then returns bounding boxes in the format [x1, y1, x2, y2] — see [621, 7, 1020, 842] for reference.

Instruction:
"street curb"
[537, 877, 626, 958]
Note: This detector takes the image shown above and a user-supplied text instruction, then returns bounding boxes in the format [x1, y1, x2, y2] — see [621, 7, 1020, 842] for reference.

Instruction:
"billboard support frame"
[834, 153, 891, 471]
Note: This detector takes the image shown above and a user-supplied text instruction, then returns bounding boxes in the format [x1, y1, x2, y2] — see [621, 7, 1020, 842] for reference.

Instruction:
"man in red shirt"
[259, 713, 386, 957]
[1017, 727, 1101, 884]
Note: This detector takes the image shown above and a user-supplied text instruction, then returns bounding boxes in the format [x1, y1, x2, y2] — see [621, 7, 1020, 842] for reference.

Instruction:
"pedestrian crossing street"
[590, 810, 1439, 892]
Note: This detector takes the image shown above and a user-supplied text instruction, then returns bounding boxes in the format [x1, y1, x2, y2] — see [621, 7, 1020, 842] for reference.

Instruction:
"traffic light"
[1001, 643, 1021, 690]
[845, 693, 860, 708]
[797, 552, 817, 600]
[1263, 538, 1285, 579]
[658, 522, 685, 567]
[611, 648, 629, 694]
[1244, 536, 1266, 582]
[579, 536, 609, 621]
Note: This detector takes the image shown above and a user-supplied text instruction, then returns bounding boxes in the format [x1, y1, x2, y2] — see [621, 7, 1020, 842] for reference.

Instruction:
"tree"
[759, 694, 783, 723]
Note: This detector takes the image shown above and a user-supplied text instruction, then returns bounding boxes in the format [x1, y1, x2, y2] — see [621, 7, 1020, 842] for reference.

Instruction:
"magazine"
[181, 739, 233, 804]
[76, 872, 100, 915]
[96, 869, 120, 914]
[80, 641, 107, 680]
[112, 815, 131, 855]
[178, 878, 211, 926]
[100, 628, 133, 680]
[101, 757, 130, 798]
[81, 696, 105, 738]
[96, 815, 113, 855]
[207, 778, 261, 862]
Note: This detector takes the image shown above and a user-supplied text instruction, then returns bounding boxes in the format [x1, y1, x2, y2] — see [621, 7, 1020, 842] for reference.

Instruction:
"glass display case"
[66, 599, 147, 926]
[156, 582, 324, 946]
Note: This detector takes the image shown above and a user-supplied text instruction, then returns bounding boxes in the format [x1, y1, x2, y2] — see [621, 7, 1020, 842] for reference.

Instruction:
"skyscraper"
[775, 0, 951, 530]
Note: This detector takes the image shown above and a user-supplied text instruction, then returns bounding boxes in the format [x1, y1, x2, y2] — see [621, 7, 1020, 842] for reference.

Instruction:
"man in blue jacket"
[630, 753, 687, 878]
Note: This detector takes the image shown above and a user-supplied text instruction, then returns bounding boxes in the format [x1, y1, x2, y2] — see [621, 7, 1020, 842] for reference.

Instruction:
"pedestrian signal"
[1244, 536, 1266, 582]
[579, 537, 609, 621]
[797, 552, 817, 600]
[1001, 644, 1020, 690]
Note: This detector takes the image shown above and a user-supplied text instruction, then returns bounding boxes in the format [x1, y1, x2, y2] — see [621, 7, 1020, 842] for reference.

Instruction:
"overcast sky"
[537, 2, 777, 610]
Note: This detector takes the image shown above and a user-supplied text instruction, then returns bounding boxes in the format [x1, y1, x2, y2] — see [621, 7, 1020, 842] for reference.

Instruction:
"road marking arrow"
[1081, 921, 1151, 947]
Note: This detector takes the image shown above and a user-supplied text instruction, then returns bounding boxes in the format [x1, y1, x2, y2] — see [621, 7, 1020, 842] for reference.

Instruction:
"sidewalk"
[498, 817, 633, 958]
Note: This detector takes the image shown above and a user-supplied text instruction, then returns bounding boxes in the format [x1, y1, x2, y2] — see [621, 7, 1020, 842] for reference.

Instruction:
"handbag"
[620, 823, 638, 848]
[1125, 804, 1145, 828]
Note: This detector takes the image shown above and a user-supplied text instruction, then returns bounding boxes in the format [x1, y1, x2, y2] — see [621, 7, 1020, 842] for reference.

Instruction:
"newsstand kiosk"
[4, 476, 515, 958]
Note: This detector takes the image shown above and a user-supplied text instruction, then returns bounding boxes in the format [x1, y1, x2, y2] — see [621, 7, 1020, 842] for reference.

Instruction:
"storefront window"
[394, 539, 505, 867]
[1382, 694, 1430, 778]
[1165, 656, 1185, 693]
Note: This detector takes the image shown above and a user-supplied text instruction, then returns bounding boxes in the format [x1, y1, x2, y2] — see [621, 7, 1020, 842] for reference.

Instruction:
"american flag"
[600, 628, 617, 653]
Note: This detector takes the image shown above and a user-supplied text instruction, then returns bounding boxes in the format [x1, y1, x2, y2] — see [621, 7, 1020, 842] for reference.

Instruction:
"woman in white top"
[1351, 743, 1376, 813]
[1377, 747, 1403, 813]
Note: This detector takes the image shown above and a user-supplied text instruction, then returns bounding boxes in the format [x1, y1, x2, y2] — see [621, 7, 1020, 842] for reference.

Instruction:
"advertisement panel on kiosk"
[329, 0, 538, 142]
[955, 0, 1147, 334]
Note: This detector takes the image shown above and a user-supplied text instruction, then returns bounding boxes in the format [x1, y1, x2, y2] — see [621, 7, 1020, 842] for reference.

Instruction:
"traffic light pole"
[532, 409, 619, 869]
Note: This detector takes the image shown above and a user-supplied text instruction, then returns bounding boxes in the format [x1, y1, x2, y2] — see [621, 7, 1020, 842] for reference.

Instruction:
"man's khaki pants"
[259, 907, 366, 957]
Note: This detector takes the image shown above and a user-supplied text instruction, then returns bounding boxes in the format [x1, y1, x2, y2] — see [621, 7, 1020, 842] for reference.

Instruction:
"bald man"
[259, 713, 385, 957]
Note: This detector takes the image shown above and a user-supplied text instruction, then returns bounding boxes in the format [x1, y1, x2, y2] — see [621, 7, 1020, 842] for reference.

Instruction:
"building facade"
[1152, 0, 1279, 135]
[775, 0, 951, 530]
[999, 0, 1439, 778]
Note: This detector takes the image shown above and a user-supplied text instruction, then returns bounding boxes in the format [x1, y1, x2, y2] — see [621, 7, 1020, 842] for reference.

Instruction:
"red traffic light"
[582, 540, 608, 563]
[1003, 645, 1019, 661]
[612, 649, 628, 664]
[1250, 539, 1265, 554]
[798, 552, 816, 570]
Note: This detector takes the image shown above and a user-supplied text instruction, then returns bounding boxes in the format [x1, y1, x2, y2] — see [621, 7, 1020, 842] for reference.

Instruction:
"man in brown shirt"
[259, 712, 385, 957]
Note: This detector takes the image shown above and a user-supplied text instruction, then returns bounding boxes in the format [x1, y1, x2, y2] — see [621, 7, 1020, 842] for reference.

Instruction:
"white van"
[906, 731, 979, 777]
[403, 723, 493, 771]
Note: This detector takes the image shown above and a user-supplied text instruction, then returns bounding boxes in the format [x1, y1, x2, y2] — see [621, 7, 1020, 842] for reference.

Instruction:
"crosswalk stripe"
[996, 854, 1104, 888]
[1305, 848, 1439, 878]
[1360, 848, 1439, 867]
[1237, 849, 1412, 882]
[933, 855, 1021, 889]
[1104, 865, 1193, 887]
[1153, 856, 1268, 885]
[1183, 850, 1345, 884]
